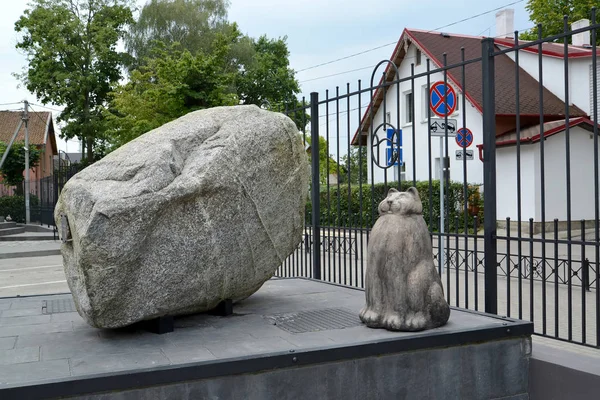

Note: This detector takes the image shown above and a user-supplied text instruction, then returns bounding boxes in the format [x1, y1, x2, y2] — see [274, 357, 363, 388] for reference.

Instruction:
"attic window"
[416, 49, 422, 66]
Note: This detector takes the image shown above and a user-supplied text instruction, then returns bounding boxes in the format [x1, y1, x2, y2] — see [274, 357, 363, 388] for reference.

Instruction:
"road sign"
[387, 128, 401, 146]
[386, 128, 402, 166]
[455, 149, 474, 160]
[429, 81, 457, 117]
[429, 118, 457, 137]
[387, 148, 403, 166]
[455, 128, 473, 148]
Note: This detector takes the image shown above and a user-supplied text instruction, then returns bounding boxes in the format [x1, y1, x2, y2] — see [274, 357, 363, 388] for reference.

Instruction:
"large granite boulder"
[55, 105, 310, 329]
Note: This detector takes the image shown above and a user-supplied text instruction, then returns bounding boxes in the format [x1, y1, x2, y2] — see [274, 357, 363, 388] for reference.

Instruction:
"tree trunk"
[86, 136, 93, 163]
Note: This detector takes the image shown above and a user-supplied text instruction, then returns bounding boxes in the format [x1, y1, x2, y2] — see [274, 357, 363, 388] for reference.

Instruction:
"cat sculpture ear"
[407, 187, 420, 200]
[387, 188, 399, 196]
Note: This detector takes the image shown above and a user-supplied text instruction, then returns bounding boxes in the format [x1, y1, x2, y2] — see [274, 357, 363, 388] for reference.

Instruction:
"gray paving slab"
[0, 322, 73, 338]
[0, 308, 43, 317]
[0, 359, 70, 385]
[0, 336, 16, 350]
[69, 351, 171, 376]
[0, 315, 51, 327]
[0, 278, 530, 389]
[0, 346, 39, 365]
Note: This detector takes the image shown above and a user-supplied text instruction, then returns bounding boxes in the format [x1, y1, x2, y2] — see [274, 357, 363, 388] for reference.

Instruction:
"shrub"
[0, 195, 40, 223]
[306, 180, 483, 233]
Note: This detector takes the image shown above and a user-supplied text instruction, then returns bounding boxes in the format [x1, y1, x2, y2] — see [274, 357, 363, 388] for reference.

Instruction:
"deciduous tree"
[14, 0, 134, 162]
[0, 142, 41, 187]
[520, 0, 600, 42]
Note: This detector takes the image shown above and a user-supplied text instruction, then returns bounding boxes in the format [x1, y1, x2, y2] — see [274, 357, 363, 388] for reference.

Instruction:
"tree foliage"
[104, 35, 238, 147]
[0, 142, 41, 187]
[520, 0, 600, 42]
[236, 35, 300, 108]
[303, 134, 342, 185]
[14, 0, 134, 162]
[125, 0, 232, 69]
[105, 0, 301, 147]
[340, 146, 368, 185]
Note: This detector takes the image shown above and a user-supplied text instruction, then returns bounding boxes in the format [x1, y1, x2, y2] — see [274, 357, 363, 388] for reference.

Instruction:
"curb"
[0, 249, 62, 259]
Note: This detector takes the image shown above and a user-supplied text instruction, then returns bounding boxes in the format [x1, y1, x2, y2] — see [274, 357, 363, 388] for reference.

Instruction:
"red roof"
[494, 38, 600, 59]
[491, 117, 598, 147]
[352, 29, 587, 145]
[0, 111, 57, 154]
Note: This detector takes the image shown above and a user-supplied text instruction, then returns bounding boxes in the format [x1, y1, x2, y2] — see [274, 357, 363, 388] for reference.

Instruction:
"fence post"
[482, 38, 498, 314]
[310, 92, 322, 280]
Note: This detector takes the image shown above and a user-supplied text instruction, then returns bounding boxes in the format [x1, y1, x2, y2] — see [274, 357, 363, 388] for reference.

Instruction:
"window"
[405, 92, 413, 124]
[422, 86, 432, 120]
[416, 49, 422, 66]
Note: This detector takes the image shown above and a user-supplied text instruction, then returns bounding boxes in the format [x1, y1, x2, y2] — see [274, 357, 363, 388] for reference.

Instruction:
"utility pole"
[23, 100, 30, 225]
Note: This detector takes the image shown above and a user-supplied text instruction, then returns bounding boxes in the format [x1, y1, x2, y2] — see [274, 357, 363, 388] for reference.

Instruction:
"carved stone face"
[377, 187, 422, 216]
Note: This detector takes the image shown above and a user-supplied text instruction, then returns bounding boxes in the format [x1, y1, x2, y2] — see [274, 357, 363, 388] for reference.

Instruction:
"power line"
[300, 24, 535, 87]
[299, 65, 376, 83]
[27, 103, 52, 126]
[426, 0, 524, 33]
[296, 43, 396, 73]
[0, 102, 23, 107]
[29, 103, 63, 112]
[295, 0, 525, 74]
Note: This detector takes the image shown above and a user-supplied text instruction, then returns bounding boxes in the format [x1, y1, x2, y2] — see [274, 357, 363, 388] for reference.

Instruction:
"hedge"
[0, 195, 40, 223]
[306, 180, 483, 233]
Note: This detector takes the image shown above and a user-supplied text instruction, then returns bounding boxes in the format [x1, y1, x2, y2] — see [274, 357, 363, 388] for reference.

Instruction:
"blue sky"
[0, 0, 533, 151]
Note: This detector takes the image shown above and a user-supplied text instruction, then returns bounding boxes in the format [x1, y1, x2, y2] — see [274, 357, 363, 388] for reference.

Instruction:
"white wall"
[540, 127, 600, 221]
[501, 48, 592, 117]
[496, 145, 537, 221]
[366, 43, 485, 187]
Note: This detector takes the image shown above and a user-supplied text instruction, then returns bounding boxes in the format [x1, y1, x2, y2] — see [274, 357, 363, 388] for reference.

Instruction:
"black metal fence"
[277, 10, 600, 348]
[0, 162, 84, 226]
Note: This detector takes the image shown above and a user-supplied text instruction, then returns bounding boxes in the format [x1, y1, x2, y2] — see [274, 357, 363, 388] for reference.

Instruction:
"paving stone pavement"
[0, 278, 524, 388]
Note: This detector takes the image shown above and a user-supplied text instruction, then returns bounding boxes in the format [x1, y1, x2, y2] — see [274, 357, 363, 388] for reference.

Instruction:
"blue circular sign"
[429, 81, 457, 117]
[456, 128, 473, 148]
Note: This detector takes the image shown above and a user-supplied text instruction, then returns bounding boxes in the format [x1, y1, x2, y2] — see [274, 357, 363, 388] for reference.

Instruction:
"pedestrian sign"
[387, 147, 403, 167]
[386, 128, 402, 166]
[429, 81, 457, 117]
[455, 127, 473, 148]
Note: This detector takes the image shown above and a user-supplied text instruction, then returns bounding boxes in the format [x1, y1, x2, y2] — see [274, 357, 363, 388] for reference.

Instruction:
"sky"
[0, 0, 534, 154]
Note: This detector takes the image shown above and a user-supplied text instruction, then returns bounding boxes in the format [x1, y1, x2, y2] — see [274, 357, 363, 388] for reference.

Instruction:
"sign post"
[429, 82, 456, 276]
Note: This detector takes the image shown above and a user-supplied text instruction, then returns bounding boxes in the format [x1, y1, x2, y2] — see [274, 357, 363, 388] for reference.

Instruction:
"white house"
[351, 9, 598, 229]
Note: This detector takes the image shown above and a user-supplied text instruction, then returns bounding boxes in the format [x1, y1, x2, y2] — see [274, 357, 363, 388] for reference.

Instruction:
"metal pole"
[310, 92, 321, 280]
[0, 120, 24, 170]
[439, 137, 445, 275]
[482, 38, 498, 314]
[23, 100, 31, 224]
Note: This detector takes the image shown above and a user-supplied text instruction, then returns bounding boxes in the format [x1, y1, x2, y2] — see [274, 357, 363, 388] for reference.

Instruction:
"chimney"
[572, 19, 591, 47]
[495, 9, 515, 38]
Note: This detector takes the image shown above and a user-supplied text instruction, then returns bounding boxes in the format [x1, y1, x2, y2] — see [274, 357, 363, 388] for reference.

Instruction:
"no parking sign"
[429, 81, 457, 117]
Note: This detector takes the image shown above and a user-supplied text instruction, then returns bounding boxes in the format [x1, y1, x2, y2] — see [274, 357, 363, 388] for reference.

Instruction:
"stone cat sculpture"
[359, 187, 450, 331]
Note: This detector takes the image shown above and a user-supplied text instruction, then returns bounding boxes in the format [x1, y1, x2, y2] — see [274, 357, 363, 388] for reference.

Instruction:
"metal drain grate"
[266, 308, 362, 333]
[42, 298, 76, 314]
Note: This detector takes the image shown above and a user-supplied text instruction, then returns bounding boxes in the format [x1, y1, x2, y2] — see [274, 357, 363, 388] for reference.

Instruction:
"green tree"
[0, 142, 41, 187]
[14, 0, 134, 162]
[339, 146, 368, 185]
[104, 35, 238, 148]
[235, 35, 300, 109]
[520, 0, 600, 42]
[303, 134, 342, 185]
[125, 0, 233, 69]
[124, 0, 301, 124]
